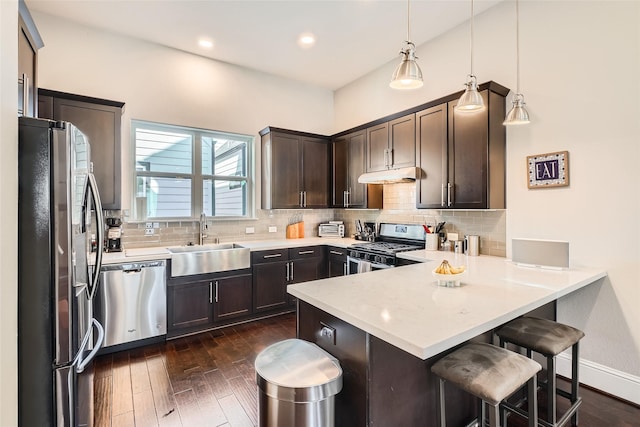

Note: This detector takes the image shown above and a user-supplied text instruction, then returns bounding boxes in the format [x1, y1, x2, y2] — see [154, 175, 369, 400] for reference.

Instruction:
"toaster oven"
[318, 223, 345, 238]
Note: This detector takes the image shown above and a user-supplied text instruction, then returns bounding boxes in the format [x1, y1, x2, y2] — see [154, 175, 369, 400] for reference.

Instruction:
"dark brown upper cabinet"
[38, 89, 124, 210]
[18, 1, 43, 118]
[366, 114, 416, 172]
[261, 127, 330, 209]
[416, 86, 507, 209]
[331, 130, 382, 209]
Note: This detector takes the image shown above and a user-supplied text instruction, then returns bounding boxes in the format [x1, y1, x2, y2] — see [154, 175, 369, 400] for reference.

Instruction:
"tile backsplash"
[113, 182, 506, 257]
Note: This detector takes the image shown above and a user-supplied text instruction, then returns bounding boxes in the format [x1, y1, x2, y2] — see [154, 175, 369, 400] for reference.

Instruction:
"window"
[132, 120, 253, 220]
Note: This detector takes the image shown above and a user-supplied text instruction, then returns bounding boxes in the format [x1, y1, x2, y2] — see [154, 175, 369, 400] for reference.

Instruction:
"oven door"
[347, 256, 394, 274]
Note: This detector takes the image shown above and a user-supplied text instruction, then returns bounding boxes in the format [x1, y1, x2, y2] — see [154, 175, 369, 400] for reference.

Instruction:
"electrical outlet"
[145, 222, 153, 229]
[268, 226, 277, 233]
[144, 228, 154, 236]
[245, 227, 255, 234]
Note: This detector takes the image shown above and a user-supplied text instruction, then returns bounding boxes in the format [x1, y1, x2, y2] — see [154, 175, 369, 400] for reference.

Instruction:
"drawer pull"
[298, 250, 314, 255]
[330, 250, 343, 255]
[263, 253, 282, 259]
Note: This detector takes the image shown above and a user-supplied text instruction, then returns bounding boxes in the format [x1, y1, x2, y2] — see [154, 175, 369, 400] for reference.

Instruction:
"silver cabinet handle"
[286, 262, 290, 281]
[209, 282, 213, 304]
[346, 189, 350, 207]
[441, 184, 446, 207]
[290, 261, 294, 281]
[383, 148, 389, 167]
[388, 148, 393, 168]
[263, 253, 282, 259]
[343, 190, 347, 207]
[21, 73, 29, 116]
[303, 191, 307, 207]
[447, 182, 453, 207]
[299, 191, 304, 207]
[343, 262, 347, 275]
[298, 250, 314, 255]
[330, 250, 343, 255]
[215, 280, 219, 303]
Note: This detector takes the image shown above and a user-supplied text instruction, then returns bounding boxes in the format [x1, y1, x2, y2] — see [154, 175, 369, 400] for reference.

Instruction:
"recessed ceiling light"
[297, 32, 316, 48]
[198, 39, 214, 49]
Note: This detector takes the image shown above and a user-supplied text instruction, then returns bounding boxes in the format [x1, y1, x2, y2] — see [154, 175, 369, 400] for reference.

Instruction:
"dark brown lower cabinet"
[167, 269, 253, 338]
[253, 260, 289, 312]
[327, 246, 348, 277]
[167, 280, 214, 332]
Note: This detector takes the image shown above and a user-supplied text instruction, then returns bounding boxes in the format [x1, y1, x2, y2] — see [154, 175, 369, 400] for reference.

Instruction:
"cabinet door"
[366, 122, 389, 172]
[416, 104, 448, 208]
[253, 261, 289, 312]
[327, 247, 348, 277]
[388, 114, 416, 169]
[213, 274, 252, 322]
[448, 91, 489, 209]
[302, 137, 329, 208]
[268, 133, 303, 208]
[347, 131, 367, 207]
[331, 136, 348, 207]
[167, 281, 213, 332]
[290, 246, 327, 283]
[53, 98, 122, 209]
[18, 15, 37, 117]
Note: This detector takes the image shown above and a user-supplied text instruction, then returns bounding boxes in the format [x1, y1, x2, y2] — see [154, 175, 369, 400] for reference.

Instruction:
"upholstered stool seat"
[431, 342, 541, 427]
[496, 317, 584, 427]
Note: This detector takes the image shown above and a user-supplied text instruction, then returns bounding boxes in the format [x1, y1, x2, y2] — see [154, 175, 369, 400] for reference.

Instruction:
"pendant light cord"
[516, 0, 521, 94]
[470, 0, 475, 76]
[406, 0, 411, 43]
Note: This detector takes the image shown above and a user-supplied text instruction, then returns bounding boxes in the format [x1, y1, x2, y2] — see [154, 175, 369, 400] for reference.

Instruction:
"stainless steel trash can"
[255, 338, 343, 427]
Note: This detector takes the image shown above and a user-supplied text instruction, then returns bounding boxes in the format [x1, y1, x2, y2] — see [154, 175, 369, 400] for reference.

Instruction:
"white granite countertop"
[288, 250, 607, 360]
[99, 237, 359, 265]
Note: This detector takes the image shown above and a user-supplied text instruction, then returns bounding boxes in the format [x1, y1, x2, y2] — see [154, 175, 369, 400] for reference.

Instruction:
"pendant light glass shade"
[456, 0, 484, 111]
[457, 74, 484, 111]
[504, 0, 530, 125]
[390, 0, 423, 90]
[504, 93, 530, 125]
[390, 41, 423, 89]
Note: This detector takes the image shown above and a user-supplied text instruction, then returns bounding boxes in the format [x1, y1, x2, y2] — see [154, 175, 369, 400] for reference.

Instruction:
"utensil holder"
[425, 234, 439, 251]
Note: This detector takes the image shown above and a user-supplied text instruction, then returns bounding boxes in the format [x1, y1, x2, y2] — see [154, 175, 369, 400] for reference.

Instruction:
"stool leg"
[436, 378, 446, 427]
[528, 374, 538, 427]
[498, 338, 508, 426]
[547, 355, 556, 425]
[488, 403, 499, 427]
[571, 342, 580, 426]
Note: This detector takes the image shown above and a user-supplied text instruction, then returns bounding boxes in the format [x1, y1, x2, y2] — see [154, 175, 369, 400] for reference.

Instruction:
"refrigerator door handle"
[86, 172, 105, 299]
[74, 318, 105, 374]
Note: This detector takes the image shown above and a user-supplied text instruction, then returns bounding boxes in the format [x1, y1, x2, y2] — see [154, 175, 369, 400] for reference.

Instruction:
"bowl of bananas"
[432, 260, 467, 287]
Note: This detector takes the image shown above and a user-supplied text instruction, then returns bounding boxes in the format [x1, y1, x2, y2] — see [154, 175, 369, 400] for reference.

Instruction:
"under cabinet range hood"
[358, 167, 418, 184]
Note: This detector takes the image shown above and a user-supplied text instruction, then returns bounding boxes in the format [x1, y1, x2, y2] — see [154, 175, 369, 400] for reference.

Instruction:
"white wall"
[335, 0, 640, 398]
[32, 10, 335, 214]
[0, 1, 19, 425]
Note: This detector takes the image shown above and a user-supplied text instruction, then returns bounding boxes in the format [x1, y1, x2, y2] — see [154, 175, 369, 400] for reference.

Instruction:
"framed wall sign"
[527, 150, 569, 189]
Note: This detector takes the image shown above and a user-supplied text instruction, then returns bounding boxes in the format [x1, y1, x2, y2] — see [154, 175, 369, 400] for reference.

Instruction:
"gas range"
[348, 223, 425, 269]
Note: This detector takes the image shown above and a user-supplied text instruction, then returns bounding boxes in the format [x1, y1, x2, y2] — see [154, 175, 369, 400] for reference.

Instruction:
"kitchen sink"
[168, 243, 250, 277]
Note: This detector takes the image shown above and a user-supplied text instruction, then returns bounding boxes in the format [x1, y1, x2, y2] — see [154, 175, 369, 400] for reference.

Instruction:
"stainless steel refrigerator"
[18, 116, 106, 427]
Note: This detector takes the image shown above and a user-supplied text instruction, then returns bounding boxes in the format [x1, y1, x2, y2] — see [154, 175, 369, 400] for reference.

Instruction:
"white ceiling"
[26, 0, 504, 90]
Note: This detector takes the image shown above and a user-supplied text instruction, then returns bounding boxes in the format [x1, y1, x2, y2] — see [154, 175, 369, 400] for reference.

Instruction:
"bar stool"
[495, 317, 585, 427]
[431, 342, 541, 427]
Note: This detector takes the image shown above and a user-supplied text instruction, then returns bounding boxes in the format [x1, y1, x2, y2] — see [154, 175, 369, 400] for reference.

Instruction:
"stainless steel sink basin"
[168, 243, 250, 277]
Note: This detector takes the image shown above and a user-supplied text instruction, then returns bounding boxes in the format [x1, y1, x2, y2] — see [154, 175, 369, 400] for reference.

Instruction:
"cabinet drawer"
[289, 245, 325, 260]
[327, 246, 347, 260]
[252, 248, 289, 264]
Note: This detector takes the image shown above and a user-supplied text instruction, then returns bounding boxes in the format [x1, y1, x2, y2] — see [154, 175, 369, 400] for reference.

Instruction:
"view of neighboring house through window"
[133, 120, 253, 220]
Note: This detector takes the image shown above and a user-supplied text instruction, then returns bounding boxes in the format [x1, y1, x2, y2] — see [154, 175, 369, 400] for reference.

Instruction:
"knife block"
[286, 222, 304, 239]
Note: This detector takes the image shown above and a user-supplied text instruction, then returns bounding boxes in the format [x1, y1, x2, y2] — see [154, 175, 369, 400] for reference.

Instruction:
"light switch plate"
[245, 227, 255, 234]
[268, 226, 277, 233]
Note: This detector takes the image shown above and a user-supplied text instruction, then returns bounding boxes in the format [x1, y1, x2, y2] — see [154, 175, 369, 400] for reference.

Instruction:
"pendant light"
[456, 0, 484, 111]
[504, 0, 530, 125]
[390, 0, 423, 90]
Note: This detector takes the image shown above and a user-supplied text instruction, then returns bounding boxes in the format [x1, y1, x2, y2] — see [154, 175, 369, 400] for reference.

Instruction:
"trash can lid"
[255, 339, 343, 402]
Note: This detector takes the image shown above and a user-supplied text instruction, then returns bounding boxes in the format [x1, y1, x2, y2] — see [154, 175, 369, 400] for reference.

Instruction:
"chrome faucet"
[199, 212, 207, 245]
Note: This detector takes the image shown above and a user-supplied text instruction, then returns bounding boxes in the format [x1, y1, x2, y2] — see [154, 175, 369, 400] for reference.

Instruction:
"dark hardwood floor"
[94, 312, 639, 427]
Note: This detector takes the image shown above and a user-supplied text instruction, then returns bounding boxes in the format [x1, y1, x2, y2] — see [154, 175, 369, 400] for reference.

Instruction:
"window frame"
[131, 119, 254, 221]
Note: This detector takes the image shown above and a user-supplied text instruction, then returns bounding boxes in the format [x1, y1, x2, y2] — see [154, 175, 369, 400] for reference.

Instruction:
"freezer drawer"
[97, 260, 167, 347]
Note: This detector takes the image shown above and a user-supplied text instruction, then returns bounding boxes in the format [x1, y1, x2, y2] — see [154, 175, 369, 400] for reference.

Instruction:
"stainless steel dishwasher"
[97, 260, 167, 349]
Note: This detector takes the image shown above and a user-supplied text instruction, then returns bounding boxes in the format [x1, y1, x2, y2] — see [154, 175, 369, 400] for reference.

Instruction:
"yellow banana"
[436, 260, 465, 274]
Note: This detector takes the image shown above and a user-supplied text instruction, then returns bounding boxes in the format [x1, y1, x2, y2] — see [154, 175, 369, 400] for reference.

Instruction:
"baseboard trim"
[557, 352, 640, 405]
